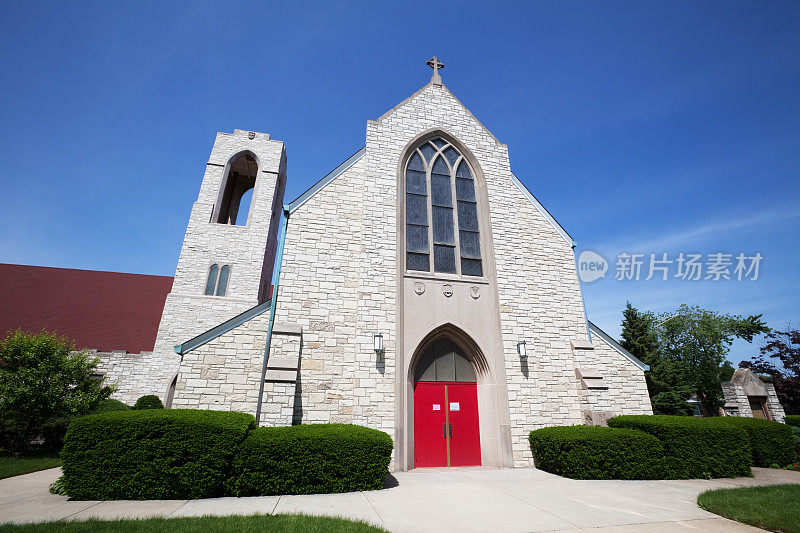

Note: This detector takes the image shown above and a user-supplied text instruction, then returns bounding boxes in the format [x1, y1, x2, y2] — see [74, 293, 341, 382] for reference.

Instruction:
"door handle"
[449, 423, 452, 438]
[443, 423, 446, 439]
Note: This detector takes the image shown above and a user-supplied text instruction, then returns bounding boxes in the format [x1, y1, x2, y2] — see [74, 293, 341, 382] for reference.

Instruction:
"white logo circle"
[578, 250, 608, 283]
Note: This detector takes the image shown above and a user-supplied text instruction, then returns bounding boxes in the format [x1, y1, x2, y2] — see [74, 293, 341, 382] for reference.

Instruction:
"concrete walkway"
[2, 467, 799, 532]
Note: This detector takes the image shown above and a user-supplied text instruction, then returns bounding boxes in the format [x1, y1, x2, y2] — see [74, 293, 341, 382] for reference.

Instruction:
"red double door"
[414, 381, 481, 467]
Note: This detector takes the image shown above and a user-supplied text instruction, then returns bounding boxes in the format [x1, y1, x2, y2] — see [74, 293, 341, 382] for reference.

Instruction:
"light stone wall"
[94, 350, 177, 405]
[572, 338, 652, 417]
[276, 156, 396, 437]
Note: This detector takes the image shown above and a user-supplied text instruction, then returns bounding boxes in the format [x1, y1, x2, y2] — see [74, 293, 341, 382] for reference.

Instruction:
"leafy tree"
[655, 305, 769, 416]
[620, 302, 693, 415]
[0, 330, 114, 453]
[741, 326, 800, 414]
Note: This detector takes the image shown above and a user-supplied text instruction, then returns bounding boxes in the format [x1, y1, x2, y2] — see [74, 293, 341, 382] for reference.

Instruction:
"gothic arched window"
[405, 137, 483, 276]
[204, 264, 230, 296]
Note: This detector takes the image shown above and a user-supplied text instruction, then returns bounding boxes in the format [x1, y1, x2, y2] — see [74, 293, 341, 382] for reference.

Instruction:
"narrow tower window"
[204, 264, 231, 296]
[404, 138, 483, 276]
[216, 265, 230, 296]
[204, 264, 219, 295]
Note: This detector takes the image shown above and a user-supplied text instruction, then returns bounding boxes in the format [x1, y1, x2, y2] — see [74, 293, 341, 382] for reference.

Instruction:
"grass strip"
[697, 484, 800, 533]
[1, 514, 387, 533]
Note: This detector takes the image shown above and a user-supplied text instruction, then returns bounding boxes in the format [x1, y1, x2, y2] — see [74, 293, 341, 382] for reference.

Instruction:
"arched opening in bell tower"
[214, 152, 258, 225]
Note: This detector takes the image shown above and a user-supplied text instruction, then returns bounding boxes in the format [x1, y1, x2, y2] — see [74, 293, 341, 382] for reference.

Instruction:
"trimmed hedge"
[228, 424, 393, 496]
[786, 415, 800, 428]
[529, 425, 664, 479]
[61, 409, 255, 500]
[608, 415, 751, 478]
[133, 395, 164, 410]
[710, 417, 796, 467]
[40, 399, 131, 450]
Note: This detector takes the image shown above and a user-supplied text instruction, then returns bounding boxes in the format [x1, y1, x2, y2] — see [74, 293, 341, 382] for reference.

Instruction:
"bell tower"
[150, 129, 287, 402]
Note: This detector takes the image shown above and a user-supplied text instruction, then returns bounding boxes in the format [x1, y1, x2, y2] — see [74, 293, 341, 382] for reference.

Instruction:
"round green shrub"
[785, 415, 800, 428]
[709, 417, 796, 467]
[133, 395, 164, 410]
[528, 425, 664, 479]
[227, 424, 393, 496]
[608, 415, 752, 478]
[93, 399, 131, 413]
[61, 409, 255, 500]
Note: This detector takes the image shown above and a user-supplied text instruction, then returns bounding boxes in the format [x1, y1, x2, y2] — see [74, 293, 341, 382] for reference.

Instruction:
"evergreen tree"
[620, 302, 658, 366]
[620, 302, 693, 415]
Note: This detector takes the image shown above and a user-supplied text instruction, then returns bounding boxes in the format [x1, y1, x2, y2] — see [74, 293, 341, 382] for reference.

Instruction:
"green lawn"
[0, 454, 61, 480]
[1, 515, 385, 533]
[697, 484, 800, 533]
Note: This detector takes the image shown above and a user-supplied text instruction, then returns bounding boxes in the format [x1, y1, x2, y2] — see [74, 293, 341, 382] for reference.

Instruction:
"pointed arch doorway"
[413, 338, 481, 467]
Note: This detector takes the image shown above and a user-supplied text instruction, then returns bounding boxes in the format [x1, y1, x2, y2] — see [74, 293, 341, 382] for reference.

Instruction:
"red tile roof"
[0, 263, 172, 353]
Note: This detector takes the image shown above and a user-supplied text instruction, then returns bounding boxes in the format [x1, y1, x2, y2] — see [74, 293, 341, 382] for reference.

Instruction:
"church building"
[96, 59, 653, 469]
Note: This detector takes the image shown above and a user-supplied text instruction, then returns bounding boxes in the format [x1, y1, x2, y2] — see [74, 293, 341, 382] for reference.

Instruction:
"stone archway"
[412, 337, 482, 467]
[401, 323, 511, 469]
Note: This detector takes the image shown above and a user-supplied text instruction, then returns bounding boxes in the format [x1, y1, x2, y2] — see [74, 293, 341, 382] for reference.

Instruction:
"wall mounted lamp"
[374, 333, 384, 354]
[517, 340, 527, 359]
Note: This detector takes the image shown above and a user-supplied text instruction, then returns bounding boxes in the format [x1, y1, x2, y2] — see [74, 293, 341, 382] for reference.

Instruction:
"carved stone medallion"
[248, 131, 256, 139]
[414, 281, 425, 295]
[470, 286, 480, 299]
[443, 284, 453, 298]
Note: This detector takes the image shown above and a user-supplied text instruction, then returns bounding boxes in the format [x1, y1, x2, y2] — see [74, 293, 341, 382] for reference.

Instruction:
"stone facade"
[102, 75, 653, 470]
[275, 156, 396, 434]
[722, 368, 786, 422]
[94, 350, 175, 405]
[573, 327, 653, 424]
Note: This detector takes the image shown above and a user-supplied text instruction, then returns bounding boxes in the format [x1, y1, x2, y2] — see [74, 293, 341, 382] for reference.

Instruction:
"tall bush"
[228, 424, 393, 496]
[785, 415, 800, 428]
[609, 415, 751, 478]
[529, 426, 664, 479]
[61, 409, 255, 500]
[0, 330, 113, 452]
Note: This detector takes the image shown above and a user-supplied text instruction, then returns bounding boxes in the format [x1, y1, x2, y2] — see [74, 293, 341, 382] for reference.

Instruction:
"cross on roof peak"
[426, 56, 444, 85]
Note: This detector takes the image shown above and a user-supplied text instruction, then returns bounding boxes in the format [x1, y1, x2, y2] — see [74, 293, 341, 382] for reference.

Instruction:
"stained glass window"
[404, 138, 483, 276]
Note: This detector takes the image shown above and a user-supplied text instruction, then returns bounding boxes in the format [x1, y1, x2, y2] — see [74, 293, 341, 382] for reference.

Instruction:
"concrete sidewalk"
[2, 467, 798, 532]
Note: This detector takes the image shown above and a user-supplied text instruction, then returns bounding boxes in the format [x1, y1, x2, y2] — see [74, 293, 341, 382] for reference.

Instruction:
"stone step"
[265, 368, 297, 382]
[267, 356, 299, 370]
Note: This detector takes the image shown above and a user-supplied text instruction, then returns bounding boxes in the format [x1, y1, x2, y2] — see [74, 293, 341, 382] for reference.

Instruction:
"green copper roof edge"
[174, 299, 272, 355]
[287, 147, 366, 214]
[587, 321, 650, 372]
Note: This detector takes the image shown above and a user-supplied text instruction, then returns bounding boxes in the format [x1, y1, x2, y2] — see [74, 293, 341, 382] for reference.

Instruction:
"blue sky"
[1, 1, 798, 364]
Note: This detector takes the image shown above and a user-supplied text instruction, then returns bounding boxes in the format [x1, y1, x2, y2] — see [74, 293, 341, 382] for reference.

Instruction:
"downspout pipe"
[255, 207, 290, 425]
[571, 242, 593, 343]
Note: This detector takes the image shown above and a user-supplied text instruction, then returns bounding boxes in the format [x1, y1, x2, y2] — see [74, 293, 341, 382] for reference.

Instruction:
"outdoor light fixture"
[374, 333, 384, 354]
[517, 340, 527, 358]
